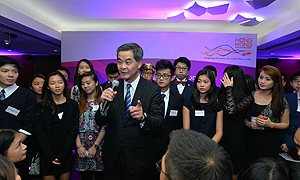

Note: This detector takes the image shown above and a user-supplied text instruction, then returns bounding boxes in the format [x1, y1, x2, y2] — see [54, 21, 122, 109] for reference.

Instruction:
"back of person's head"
[0, 56, 21, 72]
[237, 157, 289, 180]
[117, 43, 143, 62]
[289, 71, 300, 82]
[165, 129, 233, 180]
[173, 57, 191, 71]
[203, 65, 217, 78]
[0, 130, 16, 156]
[105, 63, 119, 75]
[0, 154, 17, 180]
[245, 74, 256, 92]
[155, 59, 175, 76]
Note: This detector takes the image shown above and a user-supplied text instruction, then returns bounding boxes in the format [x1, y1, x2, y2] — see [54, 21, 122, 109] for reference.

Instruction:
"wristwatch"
[93, 143, 99, 148]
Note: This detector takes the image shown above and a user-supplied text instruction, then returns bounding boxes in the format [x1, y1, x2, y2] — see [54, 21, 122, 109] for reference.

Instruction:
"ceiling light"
[53, 49, 58, 52]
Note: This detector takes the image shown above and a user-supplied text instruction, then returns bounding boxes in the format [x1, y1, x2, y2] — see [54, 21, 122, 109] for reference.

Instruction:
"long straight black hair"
[41, 71, 69, 115]
[221, 65, 252, 105]
[191, 69, 218, 113]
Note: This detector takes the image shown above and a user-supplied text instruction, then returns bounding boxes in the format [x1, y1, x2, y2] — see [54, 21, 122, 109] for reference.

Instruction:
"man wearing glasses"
[289, 71, 300, 93]
[170, 57, 194, 101]
[157, 129, 233, 180]
[155, 59, 184, 155]
[140, 63, 155, 82]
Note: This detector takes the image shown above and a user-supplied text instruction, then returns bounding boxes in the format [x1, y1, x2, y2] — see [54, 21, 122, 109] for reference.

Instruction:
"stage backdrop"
[61, 31, 257, 87]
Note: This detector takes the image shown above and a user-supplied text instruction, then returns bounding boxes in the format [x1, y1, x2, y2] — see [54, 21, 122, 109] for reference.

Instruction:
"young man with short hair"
[96, 43, 163, 180]
[155, 59, 183, 154]
[100, 63, 120, 90]
[0, 56, 36, 179]
[290, 71, 300, 93]
[170, 57, 194, 100]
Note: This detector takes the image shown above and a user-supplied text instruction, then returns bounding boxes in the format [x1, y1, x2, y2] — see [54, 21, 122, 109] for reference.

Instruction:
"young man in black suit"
[96, 43, 163, 180]
[155, 59, 183, 154]
[100, 63, 120, 90]
[0, 56, 36, 179]
[170, 57, 194, 101]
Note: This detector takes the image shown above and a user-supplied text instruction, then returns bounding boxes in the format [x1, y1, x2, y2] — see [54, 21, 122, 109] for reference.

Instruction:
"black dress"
[184, 98, 223, 138]
[35, 98, 79, 176]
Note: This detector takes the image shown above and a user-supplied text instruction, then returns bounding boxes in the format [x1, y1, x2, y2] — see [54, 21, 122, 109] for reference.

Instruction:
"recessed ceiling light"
[270, 52, 274, 54]
[54, 49, 58, 52]
[7, 50, 12, 52]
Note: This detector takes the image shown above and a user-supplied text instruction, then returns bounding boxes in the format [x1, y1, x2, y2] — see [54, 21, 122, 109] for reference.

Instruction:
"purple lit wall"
[61, 31, 257, 86]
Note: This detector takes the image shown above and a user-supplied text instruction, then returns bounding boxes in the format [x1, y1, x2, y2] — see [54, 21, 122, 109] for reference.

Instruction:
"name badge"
[251, 116, 257, 123]
[297, 103, 300, 112]
[170, 110, 178, 116]
[93, 105, 99, 111]
[58, 112, 64, 120]
[195, 110, 205, 117]
[5, 106, 20, 116]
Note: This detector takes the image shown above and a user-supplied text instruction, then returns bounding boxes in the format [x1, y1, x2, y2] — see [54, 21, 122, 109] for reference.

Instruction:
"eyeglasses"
[175, 66, 188, 71]
[156, 159, 168, 176]
[293, 80, 300, 84]
[142, 72, 154, 76]
[155, 73, 171, 80]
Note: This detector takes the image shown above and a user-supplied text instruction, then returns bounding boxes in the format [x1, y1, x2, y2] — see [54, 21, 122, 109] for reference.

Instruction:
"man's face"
[156, 69, 173, 91]
[0, 64, 19, 89]
[58, 70, 69, 81]
[175, 62, 189, 80]
[117, 50, 141, 83]
[107, 72, 120, 83]
[294, 127, 300, 156]
[290, 76, 300, 92]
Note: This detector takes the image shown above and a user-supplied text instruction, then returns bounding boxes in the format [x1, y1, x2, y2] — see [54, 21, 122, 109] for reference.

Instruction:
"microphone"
[100, 80, 119, 116]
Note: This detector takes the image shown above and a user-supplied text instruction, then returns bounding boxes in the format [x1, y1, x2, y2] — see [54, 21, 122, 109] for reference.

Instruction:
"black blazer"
[170, 79, 194, 101]
[161, 89, 184, 153]
[96, 77, 164, 174]
[35, 98, 79, 162]
[100, 81, 109, 90]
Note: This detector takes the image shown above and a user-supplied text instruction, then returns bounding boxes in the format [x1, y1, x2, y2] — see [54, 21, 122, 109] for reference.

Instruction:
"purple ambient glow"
[185, 2, 206, 16]
[167, 12, 186, 23]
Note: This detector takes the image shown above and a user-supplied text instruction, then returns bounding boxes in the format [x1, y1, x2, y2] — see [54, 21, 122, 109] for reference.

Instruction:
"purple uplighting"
[185, 2, 206, 16]
[246, 0, 276, 9]
[240, 17, 261, 26]
[230, 14, 251, 23]
[0, 50, 22, 56]
[207, 3, 229, 15]
[167, 12, 186, 23]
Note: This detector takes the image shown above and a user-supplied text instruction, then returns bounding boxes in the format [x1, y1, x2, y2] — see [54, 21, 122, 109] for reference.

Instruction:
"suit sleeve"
[34, 107, 56, 162]
[57, 102, 79, 162]
[143, 86, 164, 130]
[281, 130, 298, 154]
[21, 91, 36, 134]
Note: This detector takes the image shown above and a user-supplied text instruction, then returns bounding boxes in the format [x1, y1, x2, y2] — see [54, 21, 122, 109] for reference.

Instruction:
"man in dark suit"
[279, 92, 300, 179]
[155, 59, 183, 154]
[100, 63, 120, 90]
[96, 43, 163, 180]
[169, 57, 194, 101]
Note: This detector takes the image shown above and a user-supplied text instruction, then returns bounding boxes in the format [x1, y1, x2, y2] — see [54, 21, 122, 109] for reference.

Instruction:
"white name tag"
[297, 104, 300, 112]
[170, 110, 178, 116]
[5, 106, 20, 116]
[58, 112, 64, 119]
[195, 110, 205, 117]
[251, 116, 257, 123]
[93, 105, 99, 111]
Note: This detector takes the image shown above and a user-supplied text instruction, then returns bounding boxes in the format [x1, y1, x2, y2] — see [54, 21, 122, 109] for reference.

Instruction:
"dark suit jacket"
[280, 93, 300, 159]
[35, 98, 79, 162]
[169, 79, 194, 101]
[161, 89, 184, 153]
[100, 81, 109, 90]
[96, 77, 164, 174]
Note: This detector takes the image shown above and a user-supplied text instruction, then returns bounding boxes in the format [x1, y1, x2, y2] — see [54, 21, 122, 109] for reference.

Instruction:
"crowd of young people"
[0, 42, 299, 180]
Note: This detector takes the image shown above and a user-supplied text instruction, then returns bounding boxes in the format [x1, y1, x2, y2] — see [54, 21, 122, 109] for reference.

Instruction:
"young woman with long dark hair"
[245, 65, 289, 163]
[75, 72, 105, 180]
[71, 59, 95, 102]
[35, 71, 79, 180]
[28, 73, 46, 102]
[183, 69, 223, 143]
[220, 65, 253, 177]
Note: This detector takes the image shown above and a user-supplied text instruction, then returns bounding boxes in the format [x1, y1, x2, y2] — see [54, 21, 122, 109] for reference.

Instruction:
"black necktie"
[161, 94, 166, 118]
[0, 89, 5, 100]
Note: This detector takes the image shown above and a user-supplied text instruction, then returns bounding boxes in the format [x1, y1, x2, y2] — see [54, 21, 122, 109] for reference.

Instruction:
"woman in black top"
[220, 65, 253, 177]
[35, 71, 79, 180]
[183, 69, 223, 143]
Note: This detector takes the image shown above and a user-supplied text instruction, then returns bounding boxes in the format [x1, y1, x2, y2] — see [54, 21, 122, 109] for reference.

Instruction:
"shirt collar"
[176, 77, 187, 82]
[124, 75, 140, 90]
[161, 88, 170, 99]
[0, 83, 18, 93]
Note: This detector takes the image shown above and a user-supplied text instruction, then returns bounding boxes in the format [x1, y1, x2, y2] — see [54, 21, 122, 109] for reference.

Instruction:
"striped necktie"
[0, 89, 5, 100]
[124, 84, 132, 121]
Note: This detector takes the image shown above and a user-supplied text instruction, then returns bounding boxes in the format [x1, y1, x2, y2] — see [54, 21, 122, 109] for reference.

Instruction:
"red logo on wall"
[235, 38, 252, 48]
